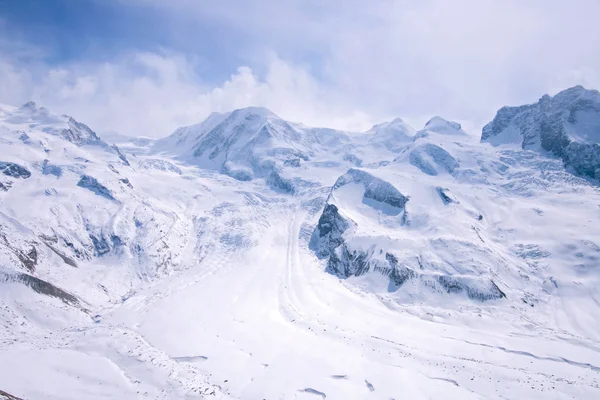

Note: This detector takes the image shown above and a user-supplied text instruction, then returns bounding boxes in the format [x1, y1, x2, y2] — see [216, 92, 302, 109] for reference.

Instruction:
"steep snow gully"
[1, 87, 600, 399]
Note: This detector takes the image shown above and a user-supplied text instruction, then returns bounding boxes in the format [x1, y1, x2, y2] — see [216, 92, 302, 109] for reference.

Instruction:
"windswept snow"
[1, 91, 600, 399]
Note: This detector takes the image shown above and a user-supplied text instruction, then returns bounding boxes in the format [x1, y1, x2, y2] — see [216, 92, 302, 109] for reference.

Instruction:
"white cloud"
[2, 0, 600, 137]
[126, 0, 600, 127]
[0, 51, 374, 137]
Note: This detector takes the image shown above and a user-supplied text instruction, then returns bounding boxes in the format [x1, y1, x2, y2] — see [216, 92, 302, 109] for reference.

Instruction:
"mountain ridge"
[1, 87, 599, 399]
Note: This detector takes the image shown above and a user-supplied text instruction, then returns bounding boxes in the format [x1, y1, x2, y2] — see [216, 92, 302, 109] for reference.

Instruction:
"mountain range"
[1, 86, 599, 399]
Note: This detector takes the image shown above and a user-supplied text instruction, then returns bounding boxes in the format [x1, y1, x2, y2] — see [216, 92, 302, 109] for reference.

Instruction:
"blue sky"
[1, 0, 599, 137]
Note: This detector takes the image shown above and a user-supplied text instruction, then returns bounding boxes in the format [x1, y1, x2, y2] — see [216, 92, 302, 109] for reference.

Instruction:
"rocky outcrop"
[0, 270, 80, 307]
[563, 141, 600, 179]
[311, 169, 505, 302]
[77, 175, 116, 201]
[333, 168, 409, 210]
[0, 389, 25, 400]
[61, 117, 103, 146]
[408, 144, 459, 176]
[436, 187, 456, 205]
[111, 144, 131, 166]
[310, 204, 353, 260]
[139, 159, 182, 174]
[0, 162, 31, 179]
[482, 86, 600, 180]
[41, 159, 62, 177]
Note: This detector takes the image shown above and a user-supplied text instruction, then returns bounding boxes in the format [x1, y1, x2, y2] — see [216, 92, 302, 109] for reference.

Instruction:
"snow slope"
[1, 91, 600, 399]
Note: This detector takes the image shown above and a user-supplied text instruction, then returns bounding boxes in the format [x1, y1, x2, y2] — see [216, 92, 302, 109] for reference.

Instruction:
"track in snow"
[97, 202, 600, 399]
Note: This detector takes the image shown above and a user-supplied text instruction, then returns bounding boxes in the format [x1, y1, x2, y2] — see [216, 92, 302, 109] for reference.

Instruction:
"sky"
[0, 0, 599, 138]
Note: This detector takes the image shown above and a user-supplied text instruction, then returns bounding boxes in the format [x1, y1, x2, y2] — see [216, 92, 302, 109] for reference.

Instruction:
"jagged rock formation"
[482, 86, 600, 180]
[311, 166, 507, 302]
[436, 187, 456, 205]
[0, 162, 31, 179]
[77, 175, 116, 201]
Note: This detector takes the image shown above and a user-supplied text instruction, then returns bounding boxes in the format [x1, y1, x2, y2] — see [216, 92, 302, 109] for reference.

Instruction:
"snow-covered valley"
[1, 87, 600, 399]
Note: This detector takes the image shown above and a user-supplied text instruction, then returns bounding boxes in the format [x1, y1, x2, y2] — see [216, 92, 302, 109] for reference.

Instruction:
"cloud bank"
[1, 0, 599, 138]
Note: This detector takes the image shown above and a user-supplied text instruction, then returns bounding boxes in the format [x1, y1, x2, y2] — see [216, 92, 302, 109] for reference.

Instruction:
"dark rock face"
[334, 169, 409, 210]
[42, 160, 62, 177]
[0, 228, 39, 272]
[408, 144, 459, 176]
[1, 271, 80, 306]
[0, 389, 25, 400]
[0, 162, 31, 179]
[482, 86, 600, 180]
[436, 187, 455, 205]
[437, 276, 505, 300]
[327, 243, 372, 277]
[311, 170, 504, 302]
[16, 246, 38, 273]
[310, 204, 352, 259]
[77, 175, 116, 201]
[61, 117, 103, 146]
[563, 142, 600, 179]
[120, 178, 133, 188]
[266, 170, 295, 194]
[385, 253, 416, 286]
[89, 233, 123, 257]
[111, 144, 130, 166]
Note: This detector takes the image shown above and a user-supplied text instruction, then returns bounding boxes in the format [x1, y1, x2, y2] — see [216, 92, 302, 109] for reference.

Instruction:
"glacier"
[0, 87, 600, 399]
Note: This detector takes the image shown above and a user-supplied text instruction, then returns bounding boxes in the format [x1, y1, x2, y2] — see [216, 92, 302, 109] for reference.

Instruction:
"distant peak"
[566, 84, 586, 92]
[424, 116, 463, 132]
[369, 117, 414, 133]
[231, 106, 278, 119]
[390, 117, 408, 125]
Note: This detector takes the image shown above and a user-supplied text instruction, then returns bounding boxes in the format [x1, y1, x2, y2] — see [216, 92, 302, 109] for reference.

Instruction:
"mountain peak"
[482, 85, 600, 179]
[367, 117, 416, 151]
[229, 106, 279, 121]
[423, 116, 465, 135]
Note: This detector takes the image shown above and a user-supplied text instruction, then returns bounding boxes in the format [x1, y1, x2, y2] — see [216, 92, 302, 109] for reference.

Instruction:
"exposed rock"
[436, 187, 456, 205]
[120, 178, 133, 188]
[266, 170, 295, 194]
[482, 86, 600, 180]
[333, 169, 409, 210]
[0, 229, 39, 272]
[18, 132, 30, 143]
[0, 162, 31, 179]
[111, 144, 130, 166]
[16, 246, 38, 273]
[41, 159, 62, 177]
[77, 175, 116, 200]
[42, 241, 78, 268]
[139, 159, 182, 174]
[89, 232, 123, 257]
[310, 204, 352, 259]
[0, 389, 25, 400]
[61, 117, 103, 146]
[0, 270, 80, 307]
[408, 144, 459, 176]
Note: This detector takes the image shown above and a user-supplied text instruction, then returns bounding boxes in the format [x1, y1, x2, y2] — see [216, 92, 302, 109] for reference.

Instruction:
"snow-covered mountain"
[1, 88, 600, 399]
[482, 85, 600, 179]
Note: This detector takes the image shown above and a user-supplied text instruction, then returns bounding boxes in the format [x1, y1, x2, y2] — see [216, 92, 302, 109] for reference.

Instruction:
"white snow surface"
[0, 101, 599, 399]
